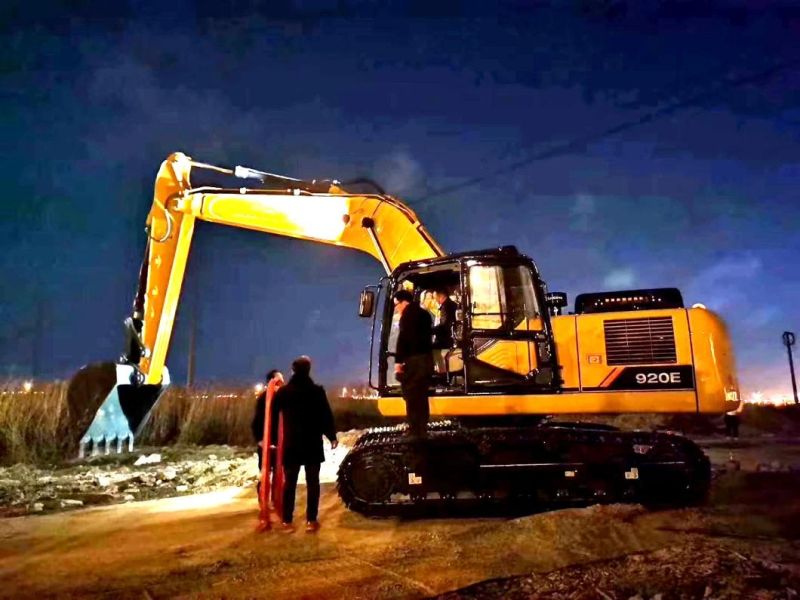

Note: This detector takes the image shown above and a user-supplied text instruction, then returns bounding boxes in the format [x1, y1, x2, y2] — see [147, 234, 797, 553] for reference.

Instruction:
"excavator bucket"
[66, 362, 169, 458]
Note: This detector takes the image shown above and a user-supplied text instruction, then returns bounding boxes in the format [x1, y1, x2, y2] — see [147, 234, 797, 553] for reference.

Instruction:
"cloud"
[751, 305, 781, 327]
[697, 254, 762, 286]
[570, 194, 596, 232]
[686, 254, 763, 312]
[372, 150, 424, 194]
[603, 268, 636, 289]
[305, 309, 322, 331]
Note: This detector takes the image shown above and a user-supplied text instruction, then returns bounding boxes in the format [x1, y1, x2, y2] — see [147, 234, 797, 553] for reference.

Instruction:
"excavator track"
[337, 421, 710, 518]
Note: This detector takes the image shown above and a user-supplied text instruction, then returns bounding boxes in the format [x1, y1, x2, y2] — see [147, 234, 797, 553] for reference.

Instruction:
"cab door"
[465, 261, 557, 392]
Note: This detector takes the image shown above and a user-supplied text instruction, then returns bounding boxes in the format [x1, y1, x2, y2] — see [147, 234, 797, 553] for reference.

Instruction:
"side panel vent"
[604, 317, 677, 365]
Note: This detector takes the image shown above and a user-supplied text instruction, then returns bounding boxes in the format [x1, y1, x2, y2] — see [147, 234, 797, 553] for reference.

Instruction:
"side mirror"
[358, 289, 376, 318]
[545, 292, 568, 316]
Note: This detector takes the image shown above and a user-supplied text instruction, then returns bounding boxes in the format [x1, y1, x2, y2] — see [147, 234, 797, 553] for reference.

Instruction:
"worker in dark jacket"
[432, 289, 457, 349]
[270, 356, 337, 532]
[393, 289, 434, 439]
[432, 289, 458, 374]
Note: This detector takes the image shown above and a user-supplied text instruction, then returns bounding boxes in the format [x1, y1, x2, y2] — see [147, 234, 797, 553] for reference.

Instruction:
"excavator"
[67, 152, 741, 516]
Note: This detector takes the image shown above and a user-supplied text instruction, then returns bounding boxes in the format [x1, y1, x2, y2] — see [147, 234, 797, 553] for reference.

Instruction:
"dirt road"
[1, 441, 799, 599]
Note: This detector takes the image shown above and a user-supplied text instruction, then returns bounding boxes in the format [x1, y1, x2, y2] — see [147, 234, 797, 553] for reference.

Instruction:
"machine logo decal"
[589, 365, 695, 391]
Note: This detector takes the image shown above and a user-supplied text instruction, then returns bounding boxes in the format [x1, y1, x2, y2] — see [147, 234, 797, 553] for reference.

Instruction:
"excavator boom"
[140, 152, 443, 384]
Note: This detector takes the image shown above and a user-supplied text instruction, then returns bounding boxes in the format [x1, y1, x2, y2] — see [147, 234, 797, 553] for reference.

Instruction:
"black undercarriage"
[336, 421, 710, 517]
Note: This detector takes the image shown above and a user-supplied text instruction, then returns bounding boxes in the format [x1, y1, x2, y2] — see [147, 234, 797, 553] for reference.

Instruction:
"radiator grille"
[603, 317, 677, 365]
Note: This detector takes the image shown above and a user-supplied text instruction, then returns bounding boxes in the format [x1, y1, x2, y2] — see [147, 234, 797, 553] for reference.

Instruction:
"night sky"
[2, 2, 799, 396]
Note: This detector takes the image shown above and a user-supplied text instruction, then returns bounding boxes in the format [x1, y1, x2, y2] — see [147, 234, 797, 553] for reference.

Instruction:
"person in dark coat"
[394, 289, 434, 439]
[724, 399, 744, 438]
[432, 289, 457, 350]
[432, 289, 458, 374]
[270, 355, 337, 532]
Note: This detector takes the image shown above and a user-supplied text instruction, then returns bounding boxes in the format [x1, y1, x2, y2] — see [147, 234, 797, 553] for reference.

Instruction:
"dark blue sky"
[2, 2, 799, 395]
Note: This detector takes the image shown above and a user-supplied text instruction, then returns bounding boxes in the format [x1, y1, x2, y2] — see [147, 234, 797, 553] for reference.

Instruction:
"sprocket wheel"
[344, 453, 398, 505]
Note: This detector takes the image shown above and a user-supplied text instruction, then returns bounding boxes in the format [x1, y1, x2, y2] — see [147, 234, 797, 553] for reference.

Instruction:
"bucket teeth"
[77, 435, 135, 459]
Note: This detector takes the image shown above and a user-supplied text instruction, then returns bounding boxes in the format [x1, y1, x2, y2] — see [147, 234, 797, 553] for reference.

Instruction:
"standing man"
[393, 289, 434, 439]
[724, 398, 744, 439]
[271, 356, 337, 533]
[432, 288, 458, 374]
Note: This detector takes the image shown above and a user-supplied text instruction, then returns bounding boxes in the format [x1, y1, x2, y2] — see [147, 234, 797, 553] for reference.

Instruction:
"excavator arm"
[136, 152, 443, 384]
[70, 152, 443, 455]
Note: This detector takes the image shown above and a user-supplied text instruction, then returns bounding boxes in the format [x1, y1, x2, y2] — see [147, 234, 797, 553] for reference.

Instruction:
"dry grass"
[1, 377, 798, 466]
[0, 380, 387, 465]
[0, 380, 71, 465]
[139, 387, 388, 446]
[140, 386, 258, 447]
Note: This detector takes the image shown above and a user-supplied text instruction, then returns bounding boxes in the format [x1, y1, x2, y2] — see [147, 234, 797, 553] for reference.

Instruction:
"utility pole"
[187, 303, 197, 387]
[32, 300, 44, 379]
[783, 331, 798, 405]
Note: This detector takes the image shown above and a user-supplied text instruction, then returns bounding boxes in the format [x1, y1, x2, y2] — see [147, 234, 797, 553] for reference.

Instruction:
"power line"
[413, 56, 800, 205]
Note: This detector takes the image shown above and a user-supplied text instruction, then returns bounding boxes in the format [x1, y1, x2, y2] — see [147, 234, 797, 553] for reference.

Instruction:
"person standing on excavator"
[393, 290, 434, 439]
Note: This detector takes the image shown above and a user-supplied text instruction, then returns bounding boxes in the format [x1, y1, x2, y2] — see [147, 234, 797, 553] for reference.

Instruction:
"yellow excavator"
[68, 152, 740, 516]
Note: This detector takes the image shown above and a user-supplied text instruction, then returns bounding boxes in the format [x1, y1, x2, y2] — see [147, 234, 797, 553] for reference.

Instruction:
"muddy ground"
[0, 434, 357, 518]
[0, 436, 798, 599]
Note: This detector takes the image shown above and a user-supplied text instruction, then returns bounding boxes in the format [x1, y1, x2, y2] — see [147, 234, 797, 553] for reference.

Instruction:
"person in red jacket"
[251, 369, 284, 474]
[270, 356, 338, 533]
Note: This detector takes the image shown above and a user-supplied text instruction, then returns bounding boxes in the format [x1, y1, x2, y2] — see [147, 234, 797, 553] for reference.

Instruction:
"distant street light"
[22, 380, 33, 393]
[783, 331, 798, 405]
[254, 383, 265, 394]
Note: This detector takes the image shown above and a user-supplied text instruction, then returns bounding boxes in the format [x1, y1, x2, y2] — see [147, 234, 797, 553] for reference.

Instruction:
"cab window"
[469, 265, 540, 331]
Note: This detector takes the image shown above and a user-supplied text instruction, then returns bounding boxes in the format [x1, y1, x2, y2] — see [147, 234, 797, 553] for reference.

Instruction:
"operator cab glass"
[373, 248, 559, 397]
[383, 264, 461, 390]
[466, 261, 549, 389]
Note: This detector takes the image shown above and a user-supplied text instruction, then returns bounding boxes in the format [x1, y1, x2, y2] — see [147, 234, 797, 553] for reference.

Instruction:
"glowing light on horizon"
[746, 390, 794, 406]
[22, 381, 33, 393]
[339, 385, 379, 400]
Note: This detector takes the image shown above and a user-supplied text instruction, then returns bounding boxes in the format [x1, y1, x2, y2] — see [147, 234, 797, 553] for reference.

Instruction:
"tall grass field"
[1, 379, 798, 466]
[0, 379, 387, 465]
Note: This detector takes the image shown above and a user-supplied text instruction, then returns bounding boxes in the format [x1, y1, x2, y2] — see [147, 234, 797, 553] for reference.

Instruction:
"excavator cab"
[363, 246, 561, 398]
[343, 245, 715, 515]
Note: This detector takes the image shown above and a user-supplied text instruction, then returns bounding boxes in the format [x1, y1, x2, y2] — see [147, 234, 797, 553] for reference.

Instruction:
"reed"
[139, 386, 388, 446]
[0, 379, 70, 464]
[3, 377, 795, 466]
